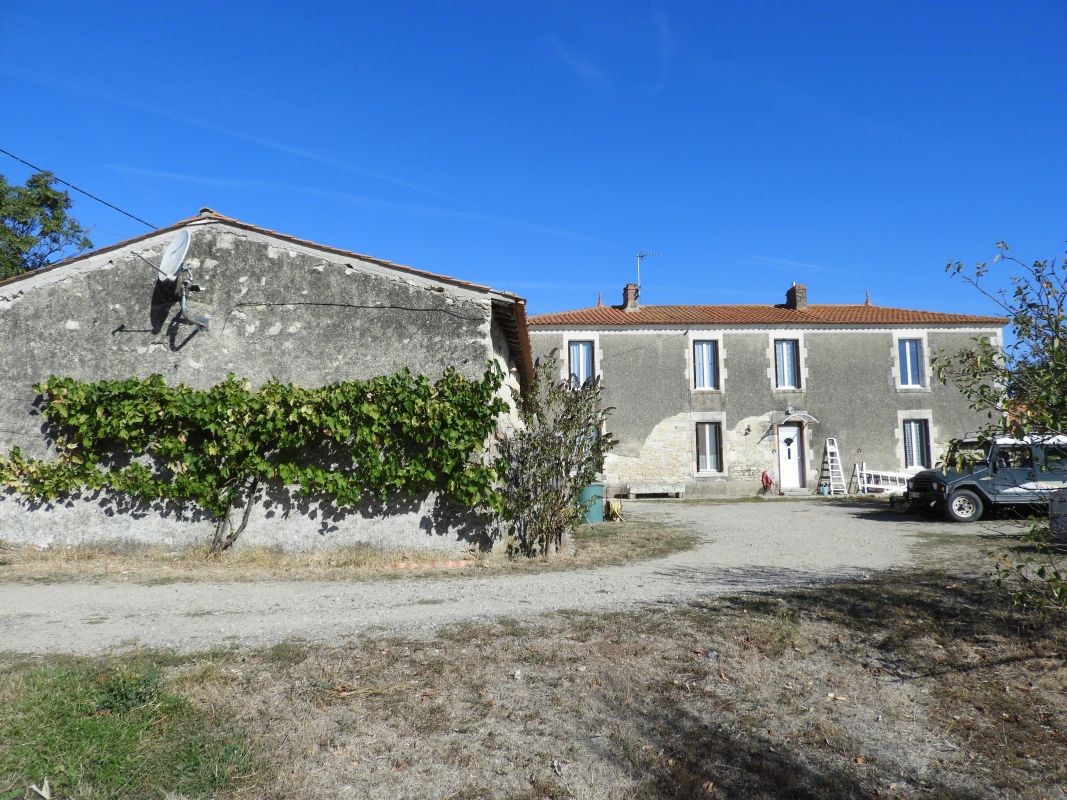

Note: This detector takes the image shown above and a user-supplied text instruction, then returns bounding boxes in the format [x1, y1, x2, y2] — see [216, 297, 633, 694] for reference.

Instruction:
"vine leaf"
[1, 364, 508, 553]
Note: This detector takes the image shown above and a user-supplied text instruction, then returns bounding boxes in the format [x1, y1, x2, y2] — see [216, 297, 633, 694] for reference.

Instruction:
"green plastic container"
[579, 483, 605, 524]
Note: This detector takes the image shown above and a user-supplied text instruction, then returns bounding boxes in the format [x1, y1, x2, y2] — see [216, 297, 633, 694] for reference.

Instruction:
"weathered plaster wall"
[0, 221, 512, 552]
[0, 491, 491, 553]
[531, 326, 999, 497]
[599, 333, 690, 459]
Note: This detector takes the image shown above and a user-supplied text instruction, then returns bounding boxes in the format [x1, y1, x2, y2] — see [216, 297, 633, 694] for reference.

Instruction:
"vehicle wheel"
[945, 489, 984, 523]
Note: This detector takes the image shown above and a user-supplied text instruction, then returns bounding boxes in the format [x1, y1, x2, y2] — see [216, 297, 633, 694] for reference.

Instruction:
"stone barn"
[0, 208, 532, 552]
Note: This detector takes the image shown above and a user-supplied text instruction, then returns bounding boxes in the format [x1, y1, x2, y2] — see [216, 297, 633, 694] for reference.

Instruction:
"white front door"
[777, 424, 805, 490]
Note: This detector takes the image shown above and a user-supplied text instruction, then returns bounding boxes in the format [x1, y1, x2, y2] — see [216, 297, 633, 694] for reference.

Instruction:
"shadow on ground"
[603, 568, 1065, 799]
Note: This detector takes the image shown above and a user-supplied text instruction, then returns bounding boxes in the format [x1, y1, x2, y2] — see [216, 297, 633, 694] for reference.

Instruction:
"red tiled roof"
[528, 304, 1006, 327]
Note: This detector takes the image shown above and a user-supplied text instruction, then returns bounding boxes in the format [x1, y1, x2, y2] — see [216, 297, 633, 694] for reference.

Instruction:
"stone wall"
[0, 219, 519, 552]
[531, 326, 1001, 497]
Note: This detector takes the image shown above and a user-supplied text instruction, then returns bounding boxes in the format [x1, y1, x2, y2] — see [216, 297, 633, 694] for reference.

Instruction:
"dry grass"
[6, 554, 1063, 799]
[4, 529, 1065, 798]
[255, 570, 1067, 799]
[0, 520, 697, 584]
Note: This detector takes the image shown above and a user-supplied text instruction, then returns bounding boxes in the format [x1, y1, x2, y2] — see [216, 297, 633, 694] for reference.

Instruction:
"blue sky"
[2, 1, 1064, 316]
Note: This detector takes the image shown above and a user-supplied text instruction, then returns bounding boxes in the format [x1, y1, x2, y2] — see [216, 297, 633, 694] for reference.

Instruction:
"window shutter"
[711, 423, 721, 470]
[697, 423, 707, 471]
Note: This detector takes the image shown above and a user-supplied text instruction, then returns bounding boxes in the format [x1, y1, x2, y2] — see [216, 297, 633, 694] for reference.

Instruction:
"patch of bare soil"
[139, 567, 1067, 799]
[0, 520, 695, 585]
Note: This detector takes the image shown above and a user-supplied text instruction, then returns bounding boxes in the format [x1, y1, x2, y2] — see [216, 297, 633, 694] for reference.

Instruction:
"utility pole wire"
[0, 146, 157, 230]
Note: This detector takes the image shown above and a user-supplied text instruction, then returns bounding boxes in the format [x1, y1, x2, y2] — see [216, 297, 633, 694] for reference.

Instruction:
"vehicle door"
[989, 442, 1035, 502]
[1035, 442, 1067, 497]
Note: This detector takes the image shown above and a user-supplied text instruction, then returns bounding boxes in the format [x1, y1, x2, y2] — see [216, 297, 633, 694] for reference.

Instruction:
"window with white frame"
[898, 338, 925, 387]
[693, 340, 720, 390]
[696, 421, 723, 473]
[902, 418, 931, 468]
[774, 339, 801, 389]
[568, 340, 594, 387]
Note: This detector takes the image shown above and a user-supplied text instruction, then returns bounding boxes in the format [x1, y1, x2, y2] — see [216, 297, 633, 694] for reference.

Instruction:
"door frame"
[776, 423, 806, 490]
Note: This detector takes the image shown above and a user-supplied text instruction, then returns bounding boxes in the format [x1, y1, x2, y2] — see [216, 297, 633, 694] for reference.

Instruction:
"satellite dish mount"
[133, 229, 209, 332]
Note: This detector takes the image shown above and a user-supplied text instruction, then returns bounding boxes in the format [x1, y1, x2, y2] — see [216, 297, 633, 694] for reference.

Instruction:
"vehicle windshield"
[1041, 443, 1067, 472]
[946, 440, 991, 469]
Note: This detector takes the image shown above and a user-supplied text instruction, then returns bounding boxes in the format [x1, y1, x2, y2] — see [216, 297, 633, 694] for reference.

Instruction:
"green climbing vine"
[0, 364, 507, 552]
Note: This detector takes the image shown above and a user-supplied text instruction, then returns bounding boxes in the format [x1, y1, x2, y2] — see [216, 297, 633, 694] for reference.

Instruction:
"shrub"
[497, 350, 615, 556]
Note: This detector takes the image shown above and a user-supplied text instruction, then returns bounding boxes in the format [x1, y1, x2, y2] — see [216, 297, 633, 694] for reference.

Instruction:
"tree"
[936, 242, 1067, 609]
[0, 171, 92, 281]
[497, 350, 615, 556]
[937, 243, 1067, 442]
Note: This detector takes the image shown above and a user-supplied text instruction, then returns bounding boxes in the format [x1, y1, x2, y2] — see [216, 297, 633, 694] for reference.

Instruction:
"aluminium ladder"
[850, 462, 909, 495]
[824, 438, 848, 495]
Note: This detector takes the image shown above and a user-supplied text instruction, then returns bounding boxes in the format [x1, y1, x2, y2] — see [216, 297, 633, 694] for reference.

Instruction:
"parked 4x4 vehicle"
[907, 435, 1067, 522]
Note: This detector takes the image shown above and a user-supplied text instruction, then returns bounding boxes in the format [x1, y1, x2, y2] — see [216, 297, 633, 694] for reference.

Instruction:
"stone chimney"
[622, 282, 640, 311]
[785, 283, 808, 311]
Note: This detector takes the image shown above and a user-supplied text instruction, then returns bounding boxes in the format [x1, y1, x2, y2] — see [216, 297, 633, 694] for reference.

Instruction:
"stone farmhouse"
[528, 283, 1005, 498]
[0, 209, 532, 551]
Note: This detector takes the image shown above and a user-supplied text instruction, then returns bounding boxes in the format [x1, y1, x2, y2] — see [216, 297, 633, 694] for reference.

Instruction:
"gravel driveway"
[0, 499, 975, 655]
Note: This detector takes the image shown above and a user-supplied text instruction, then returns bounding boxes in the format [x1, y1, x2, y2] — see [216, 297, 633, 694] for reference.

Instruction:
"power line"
[0, 146, 157, 230]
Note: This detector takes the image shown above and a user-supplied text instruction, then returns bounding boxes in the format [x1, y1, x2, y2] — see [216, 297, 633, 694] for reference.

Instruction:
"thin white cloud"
[113, 167, 255, 190]
[113, 165, 606, 245]
[652, 9, 673, 93]
[545, 36, 608, 85]
[0, 70, 451, 202]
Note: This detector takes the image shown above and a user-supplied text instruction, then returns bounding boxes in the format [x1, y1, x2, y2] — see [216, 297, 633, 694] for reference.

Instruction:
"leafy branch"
[935, 242, 1067, 611]
[496, 350, 615, 557]
[0, 365, 508, 552]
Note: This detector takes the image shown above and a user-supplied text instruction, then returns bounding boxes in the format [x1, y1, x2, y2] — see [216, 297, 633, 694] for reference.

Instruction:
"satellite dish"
[158, 229, 190, 281]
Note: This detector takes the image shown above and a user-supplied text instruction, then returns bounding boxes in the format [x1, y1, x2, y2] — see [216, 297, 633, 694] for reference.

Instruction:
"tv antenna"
[131, 229, 210, 332]
[636, 251, 659, 289]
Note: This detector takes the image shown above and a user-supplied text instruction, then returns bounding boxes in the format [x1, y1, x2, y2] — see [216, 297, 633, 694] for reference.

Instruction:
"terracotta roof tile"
[528, 304, 1006, 327]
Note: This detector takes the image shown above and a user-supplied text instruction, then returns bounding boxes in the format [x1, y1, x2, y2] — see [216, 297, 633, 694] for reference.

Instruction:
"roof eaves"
[527, 305, 1008, 327]
[194, 210, 517, 299]
[0, 215, 203, 290]
[492, 298, 534, 389]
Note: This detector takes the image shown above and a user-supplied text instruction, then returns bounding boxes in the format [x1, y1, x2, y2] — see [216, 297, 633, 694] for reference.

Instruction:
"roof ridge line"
[0, 211, 523, 302]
